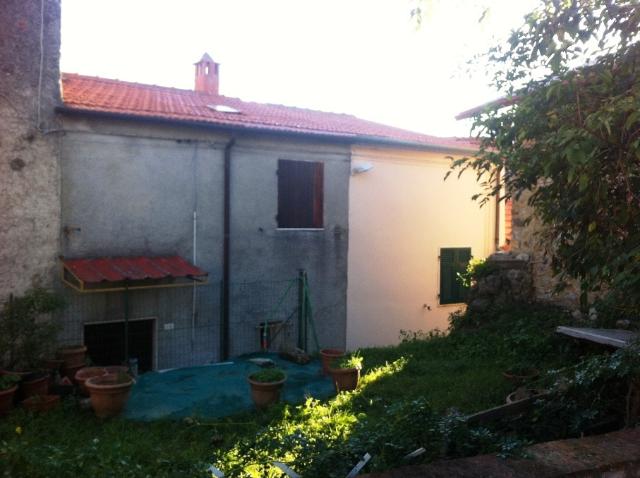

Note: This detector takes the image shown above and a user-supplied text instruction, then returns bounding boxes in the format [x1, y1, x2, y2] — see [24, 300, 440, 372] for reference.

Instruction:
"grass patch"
[0, 304, 581, 477]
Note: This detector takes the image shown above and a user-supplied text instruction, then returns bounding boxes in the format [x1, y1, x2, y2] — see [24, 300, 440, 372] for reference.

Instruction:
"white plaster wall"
[347, 146, 495, 350]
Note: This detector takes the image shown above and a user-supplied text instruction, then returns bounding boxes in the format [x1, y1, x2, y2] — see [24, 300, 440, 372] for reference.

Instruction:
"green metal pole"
[124, 283, 129, 366]
[297, 269, 305, 350]
[302, 271, 308, 352]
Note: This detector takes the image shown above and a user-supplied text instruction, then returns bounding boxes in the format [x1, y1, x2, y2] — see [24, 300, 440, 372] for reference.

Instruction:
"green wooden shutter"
[439, 247, 472, 304]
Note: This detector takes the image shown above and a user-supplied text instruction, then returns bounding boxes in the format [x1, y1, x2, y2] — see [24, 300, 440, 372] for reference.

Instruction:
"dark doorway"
[84, 319, 155, 372]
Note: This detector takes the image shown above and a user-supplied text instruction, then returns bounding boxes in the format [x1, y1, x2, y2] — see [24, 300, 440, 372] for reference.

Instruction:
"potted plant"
[319, 349, 344, 375]
[22, 394, 60, 413]
[329, 353, 363, 392]
[85, 371, 134, 418]
[0, 374, 20, 415]
[247, 367, 287, 409]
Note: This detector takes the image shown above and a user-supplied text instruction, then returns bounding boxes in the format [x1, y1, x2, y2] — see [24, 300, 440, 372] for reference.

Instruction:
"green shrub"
[249, 368, 286, 383]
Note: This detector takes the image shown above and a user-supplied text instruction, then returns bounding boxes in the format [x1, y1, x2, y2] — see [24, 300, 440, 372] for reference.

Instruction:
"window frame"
[276, 159, 324, 230]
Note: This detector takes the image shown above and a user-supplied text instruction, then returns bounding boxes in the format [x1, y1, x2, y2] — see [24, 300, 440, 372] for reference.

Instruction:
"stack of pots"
[57, 345, 88, 381]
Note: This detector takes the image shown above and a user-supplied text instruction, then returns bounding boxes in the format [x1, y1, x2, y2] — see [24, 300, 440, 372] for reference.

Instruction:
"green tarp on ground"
[124, 354, 335, 420]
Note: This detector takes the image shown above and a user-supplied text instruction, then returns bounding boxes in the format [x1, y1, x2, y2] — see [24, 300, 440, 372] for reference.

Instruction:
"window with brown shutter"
[277, 159, 324, 229]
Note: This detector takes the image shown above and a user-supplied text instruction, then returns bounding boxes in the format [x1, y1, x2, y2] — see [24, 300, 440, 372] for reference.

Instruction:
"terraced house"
[3, 0, 498, 370]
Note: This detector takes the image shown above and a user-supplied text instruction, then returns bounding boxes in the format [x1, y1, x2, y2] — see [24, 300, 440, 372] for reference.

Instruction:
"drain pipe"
[221, 138, 236, 360]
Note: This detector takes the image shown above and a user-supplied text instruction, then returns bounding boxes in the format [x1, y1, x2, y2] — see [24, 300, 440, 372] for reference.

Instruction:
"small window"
[439, 247, 471, 305]
[277, 159, 324, 228]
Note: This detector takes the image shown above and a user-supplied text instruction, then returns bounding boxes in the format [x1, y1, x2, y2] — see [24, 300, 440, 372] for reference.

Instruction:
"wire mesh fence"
[55, 272, 334, 370]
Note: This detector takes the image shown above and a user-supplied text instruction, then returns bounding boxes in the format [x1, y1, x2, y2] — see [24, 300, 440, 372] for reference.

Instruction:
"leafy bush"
[249, 368, 286, 383]
[0, 374, 20, 391]
[0, 289, 65, 371]
[337, 352, 363, 370]
[457, 258, 498, 288]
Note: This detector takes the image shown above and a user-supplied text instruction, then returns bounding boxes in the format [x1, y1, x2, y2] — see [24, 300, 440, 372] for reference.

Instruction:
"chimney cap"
[195, 52, 217, 65]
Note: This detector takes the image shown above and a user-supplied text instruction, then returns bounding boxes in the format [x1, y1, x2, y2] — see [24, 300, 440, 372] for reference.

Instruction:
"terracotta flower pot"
[320, 349, 344, 375]
[75, 367, 109, 396]
[247, 376, 286, 409]
[502, 368, 540, 384]
[85, 373, 133, 418]
[20, 373, 49, 400]
[506, 388, 547, 404]
[22, 394, 60, 413]
[62, 363, 85, 383]
[0, 385, 18, 416]
[329, 367, 360, 392]
[57, 345, 87, 369]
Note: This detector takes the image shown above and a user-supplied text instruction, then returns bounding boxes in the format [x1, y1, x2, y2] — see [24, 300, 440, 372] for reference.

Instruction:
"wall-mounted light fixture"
[351, 162, 374, 175]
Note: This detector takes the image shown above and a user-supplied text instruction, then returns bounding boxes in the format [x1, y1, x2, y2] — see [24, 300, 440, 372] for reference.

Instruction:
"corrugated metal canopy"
[61, 255, 208, 292]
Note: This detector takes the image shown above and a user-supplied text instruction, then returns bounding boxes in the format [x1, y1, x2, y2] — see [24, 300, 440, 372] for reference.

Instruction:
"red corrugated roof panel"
[63, 255, 207, 284]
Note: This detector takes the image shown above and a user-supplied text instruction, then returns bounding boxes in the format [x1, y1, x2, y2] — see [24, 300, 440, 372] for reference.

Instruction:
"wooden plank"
[556, 326, 638, 349]
[466, 392, 551, 425]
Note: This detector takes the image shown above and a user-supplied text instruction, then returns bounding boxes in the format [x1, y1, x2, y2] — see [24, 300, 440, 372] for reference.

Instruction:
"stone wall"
[467, 252, 533, 312]
[510, 191, 581, 310]
[0, 0, 61, 297]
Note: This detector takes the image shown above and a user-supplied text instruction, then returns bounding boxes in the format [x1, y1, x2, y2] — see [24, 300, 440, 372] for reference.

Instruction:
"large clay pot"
[57, 345, 87, 369]
[329, 367, 360, 392]
[320, 349, 344, 375]
[75, 367, 108, 396]
[85, 373, 133, 418]
[0, 385, 18, 416]
[22, 394, 60, 413]
[20, 373, 49, 400]
[247, 376, 286, 409]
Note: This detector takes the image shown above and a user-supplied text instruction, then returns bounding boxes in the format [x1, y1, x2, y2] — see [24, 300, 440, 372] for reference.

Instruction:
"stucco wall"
[0, 0, 61, 296]
[59, 116, 349, 367]
[347, 146, 495, 350]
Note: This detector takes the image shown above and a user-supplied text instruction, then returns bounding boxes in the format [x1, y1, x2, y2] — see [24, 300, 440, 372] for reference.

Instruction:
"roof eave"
[56, 105, 478, 153]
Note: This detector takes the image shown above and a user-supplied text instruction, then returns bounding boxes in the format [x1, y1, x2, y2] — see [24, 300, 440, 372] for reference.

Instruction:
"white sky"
[60, 0, 538, 137]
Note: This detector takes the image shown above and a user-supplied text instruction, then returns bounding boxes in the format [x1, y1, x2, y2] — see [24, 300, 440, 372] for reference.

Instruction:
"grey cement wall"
[59, 116, 350, 368]
[0, 0, 61, 297]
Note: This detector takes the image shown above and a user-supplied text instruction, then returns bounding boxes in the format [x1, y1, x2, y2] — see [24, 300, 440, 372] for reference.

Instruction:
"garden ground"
[0, 305, 602, 477]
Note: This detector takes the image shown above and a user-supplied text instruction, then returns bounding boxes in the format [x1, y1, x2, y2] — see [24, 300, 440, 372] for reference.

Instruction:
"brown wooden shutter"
[277, 160, 324, 228]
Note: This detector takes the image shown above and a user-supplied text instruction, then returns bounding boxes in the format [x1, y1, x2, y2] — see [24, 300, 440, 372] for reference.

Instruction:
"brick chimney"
[194, 53, 220, 95]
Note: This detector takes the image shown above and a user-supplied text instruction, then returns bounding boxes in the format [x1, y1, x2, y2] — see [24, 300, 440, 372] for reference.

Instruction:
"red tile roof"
[60, 73, 478, 151]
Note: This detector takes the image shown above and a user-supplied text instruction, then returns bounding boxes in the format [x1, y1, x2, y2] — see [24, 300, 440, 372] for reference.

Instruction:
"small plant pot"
[22, 394, 60, 413]
[247, 376, 286, 409]
[62, 364, 85, 383]
[502, 368, 539, 384]
[0, 385, 18, 416]
[329, 367, 360, 392]
[506, 388, 547, 404]
[19, 373, 49, 400]
[57, 345, 87, 369]
[75, 367, 109, 396]
[85, 373, 133, 418]
[320, 349, 344, 375]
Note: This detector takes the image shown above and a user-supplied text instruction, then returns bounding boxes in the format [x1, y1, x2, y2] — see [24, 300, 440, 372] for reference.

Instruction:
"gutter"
[55, 106, 479, 154]
[221, 138, 235, 360]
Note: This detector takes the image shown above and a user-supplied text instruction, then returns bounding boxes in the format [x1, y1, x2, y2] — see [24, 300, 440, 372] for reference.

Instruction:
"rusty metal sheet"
[62, 255, 207, 284]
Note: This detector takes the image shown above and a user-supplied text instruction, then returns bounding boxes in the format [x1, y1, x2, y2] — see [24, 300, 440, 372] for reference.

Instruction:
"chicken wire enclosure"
[56, 273, 321, 370]
[58, 282, 221, 370]
[226, 278, 301, 357]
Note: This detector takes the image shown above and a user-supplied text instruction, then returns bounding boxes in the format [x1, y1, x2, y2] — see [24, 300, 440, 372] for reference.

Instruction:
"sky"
[60, 0, 539, 138]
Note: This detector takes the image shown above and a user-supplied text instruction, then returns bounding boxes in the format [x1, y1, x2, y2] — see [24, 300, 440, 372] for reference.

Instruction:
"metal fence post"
[297, 269, 306, 351]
